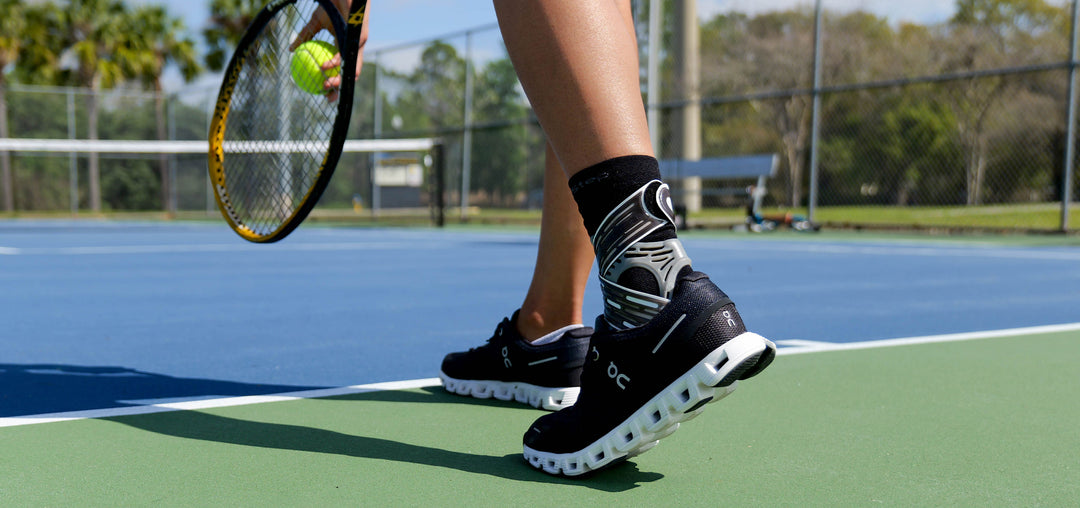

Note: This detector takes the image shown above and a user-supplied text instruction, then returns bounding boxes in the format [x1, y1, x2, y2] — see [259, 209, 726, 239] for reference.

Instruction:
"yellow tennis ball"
[290, 40, 340, 95]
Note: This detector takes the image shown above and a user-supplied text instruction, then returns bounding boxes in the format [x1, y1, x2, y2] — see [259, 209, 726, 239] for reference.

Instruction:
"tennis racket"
[208, 0, 368, 243]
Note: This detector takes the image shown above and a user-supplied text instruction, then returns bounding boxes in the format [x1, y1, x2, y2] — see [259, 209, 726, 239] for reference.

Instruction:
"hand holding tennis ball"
[291, 40, 341, 95]
[288, 1, 366, 101]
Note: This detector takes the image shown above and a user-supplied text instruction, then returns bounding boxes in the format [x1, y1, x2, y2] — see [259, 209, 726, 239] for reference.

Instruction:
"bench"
[658, 154, 779, 227]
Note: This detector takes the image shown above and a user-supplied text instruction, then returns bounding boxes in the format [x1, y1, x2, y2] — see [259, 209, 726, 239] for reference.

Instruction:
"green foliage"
[952, 0, 1062, 35]
[203, 0, 265, 71]
[127, 5, 203, 89]
[100, 160, 159, 210]
[0, 0, 26, 81]
[468, 58, 538, 201]
[695, 0, 1071, 209]
[823, 92, 965, 206]
[12, 1, 63, 85]
[395, 41, 467, 131]
[2, 0, 1077, 216]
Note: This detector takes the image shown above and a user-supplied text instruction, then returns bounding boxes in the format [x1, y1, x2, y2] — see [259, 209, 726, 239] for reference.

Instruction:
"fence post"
[0, 85, 12, 213]
[674, 0, 702, 213]
[807, 0, 824, 222]
[68, 88, 78, 216]
[646, 0, 663, 157]
[461, 30, 474, 219]
[1063, 0, 1079, 232]
[372, 52, 383, 215]
[435, 142, 445, 227]
[167, 96, 178, 215]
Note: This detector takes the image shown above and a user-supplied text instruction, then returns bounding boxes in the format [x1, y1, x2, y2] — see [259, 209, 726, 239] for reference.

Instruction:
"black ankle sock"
[568, 155, 677, 242]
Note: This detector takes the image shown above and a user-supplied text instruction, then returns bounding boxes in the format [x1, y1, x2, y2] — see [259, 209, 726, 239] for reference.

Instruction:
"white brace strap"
[592, 181, 692, 329]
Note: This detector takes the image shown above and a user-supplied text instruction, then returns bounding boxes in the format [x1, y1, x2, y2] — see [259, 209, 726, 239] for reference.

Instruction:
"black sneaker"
[522, 271, 776, 476]
[440, 311, 593, 410]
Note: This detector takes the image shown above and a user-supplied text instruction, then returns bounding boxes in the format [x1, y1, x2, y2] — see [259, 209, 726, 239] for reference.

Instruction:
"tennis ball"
[290, 40, 340, 95]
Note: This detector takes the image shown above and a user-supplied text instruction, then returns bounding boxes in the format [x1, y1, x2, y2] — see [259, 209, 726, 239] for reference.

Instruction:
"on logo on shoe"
[607, 361, 630, 389]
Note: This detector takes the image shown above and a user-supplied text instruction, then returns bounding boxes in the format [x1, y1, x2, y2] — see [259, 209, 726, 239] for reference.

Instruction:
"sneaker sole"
[522, 331, 776, 476]
[439, 372, 580, 411]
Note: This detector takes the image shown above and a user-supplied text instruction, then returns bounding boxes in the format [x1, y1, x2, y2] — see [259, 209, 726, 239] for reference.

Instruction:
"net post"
[1062, 0, 1080, 233]
[433, 141, 445, 228]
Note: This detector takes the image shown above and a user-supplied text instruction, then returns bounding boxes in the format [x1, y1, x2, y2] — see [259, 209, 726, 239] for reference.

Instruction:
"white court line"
[3, 322, 1079, 429]
[694, 242, 1080, 261]
[0, 378, 441, 429]
[0, 242, 447, 256]
[774, 339, 835, 348]
[777, 322, 1080, 355]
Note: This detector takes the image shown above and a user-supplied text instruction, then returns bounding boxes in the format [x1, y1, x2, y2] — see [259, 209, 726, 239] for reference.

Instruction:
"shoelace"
[469, 318, 513, 352]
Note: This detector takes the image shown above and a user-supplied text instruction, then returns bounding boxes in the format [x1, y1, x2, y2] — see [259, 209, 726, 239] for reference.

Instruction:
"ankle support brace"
[592, 180, 692, 329]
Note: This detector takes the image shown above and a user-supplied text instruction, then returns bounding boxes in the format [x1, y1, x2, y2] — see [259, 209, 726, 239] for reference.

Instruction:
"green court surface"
[3, 329, 1077, 505]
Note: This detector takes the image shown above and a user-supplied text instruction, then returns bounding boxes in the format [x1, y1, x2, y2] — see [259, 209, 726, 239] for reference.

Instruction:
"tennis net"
[0, 137, 445, 225]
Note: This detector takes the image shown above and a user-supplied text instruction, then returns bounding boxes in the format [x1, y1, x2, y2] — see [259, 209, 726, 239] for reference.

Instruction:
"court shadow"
[4, 363, 662, 489]
[114, 401, 663, 492]
[0, 363, 325, 417]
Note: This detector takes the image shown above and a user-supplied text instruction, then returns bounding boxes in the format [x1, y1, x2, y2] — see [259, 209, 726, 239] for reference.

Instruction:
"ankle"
[516, 308, 582, 342]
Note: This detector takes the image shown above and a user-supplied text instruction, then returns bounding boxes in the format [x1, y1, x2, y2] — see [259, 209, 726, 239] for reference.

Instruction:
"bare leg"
[506, 0, 639, 338]
[494, 0, 652, 175]
[517, 143, 594, 341]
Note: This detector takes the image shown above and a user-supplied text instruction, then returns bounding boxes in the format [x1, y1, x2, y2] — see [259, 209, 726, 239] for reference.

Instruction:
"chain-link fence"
[2, 0, 1077, 231]
[0, 84, 219, 214]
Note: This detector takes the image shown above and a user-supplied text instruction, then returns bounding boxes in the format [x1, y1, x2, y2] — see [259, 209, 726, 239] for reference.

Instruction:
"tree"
[14, 1, 78, 211]
[128, 4, 202, 213]
[54, 0, 140, 212]
[13, 1, 63, 86]
[398, 41, 466, 132]
[469, 57, 538, 203]
[942, 0, 1064, 204]
[700, 9, 816, 207]
[203, 0, 265, 72]
[0, 0, 25, 212]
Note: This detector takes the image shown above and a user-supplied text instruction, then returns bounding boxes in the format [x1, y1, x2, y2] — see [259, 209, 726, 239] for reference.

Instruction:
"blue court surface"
[2, 220, 1079, 418]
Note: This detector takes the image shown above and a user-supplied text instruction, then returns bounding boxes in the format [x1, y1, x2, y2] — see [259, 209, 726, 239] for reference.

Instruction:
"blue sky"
[134, 0, 500, 51]
[148, 0, 961, 49]
[131, 0, 501, 90]
[137, 0, 967, 91]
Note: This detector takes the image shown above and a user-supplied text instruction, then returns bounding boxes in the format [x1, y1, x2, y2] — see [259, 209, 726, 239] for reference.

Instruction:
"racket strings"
[219, 0, 342, 237]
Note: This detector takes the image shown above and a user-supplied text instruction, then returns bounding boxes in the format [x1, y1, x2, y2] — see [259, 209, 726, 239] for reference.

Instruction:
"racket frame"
[208, 0, 368, 243]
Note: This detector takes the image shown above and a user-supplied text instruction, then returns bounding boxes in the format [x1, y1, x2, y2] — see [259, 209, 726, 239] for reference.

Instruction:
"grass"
[692, 202, 1080, 233]
[2, 202, 1078, 234]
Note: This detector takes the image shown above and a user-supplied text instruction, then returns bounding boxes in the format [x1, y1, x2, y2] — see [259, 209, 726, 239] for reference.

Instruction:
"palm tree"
[13, 1, 63, 86]
[204, 0, 266, 72]
[45, 0, 141, 213]
[0, 0, 26, 212]
[128, 5, 202, 213]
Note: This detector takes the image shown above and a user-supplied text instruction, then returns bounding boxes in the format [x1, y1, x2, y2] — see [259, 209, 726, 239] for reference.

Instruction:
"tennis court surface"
[2, 221, 1078, 504]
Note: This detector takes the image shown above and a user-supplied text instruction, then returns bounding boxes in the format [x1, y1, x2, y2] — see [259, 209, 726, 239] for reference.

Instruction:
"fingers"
[321, 54, 343, 100]
[321, 53, 343, 71]
[324, 74, 343, 92]
[355, 4, 369, 77]
[317, 0, 366, 102]
[289, 4, 338, 51]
